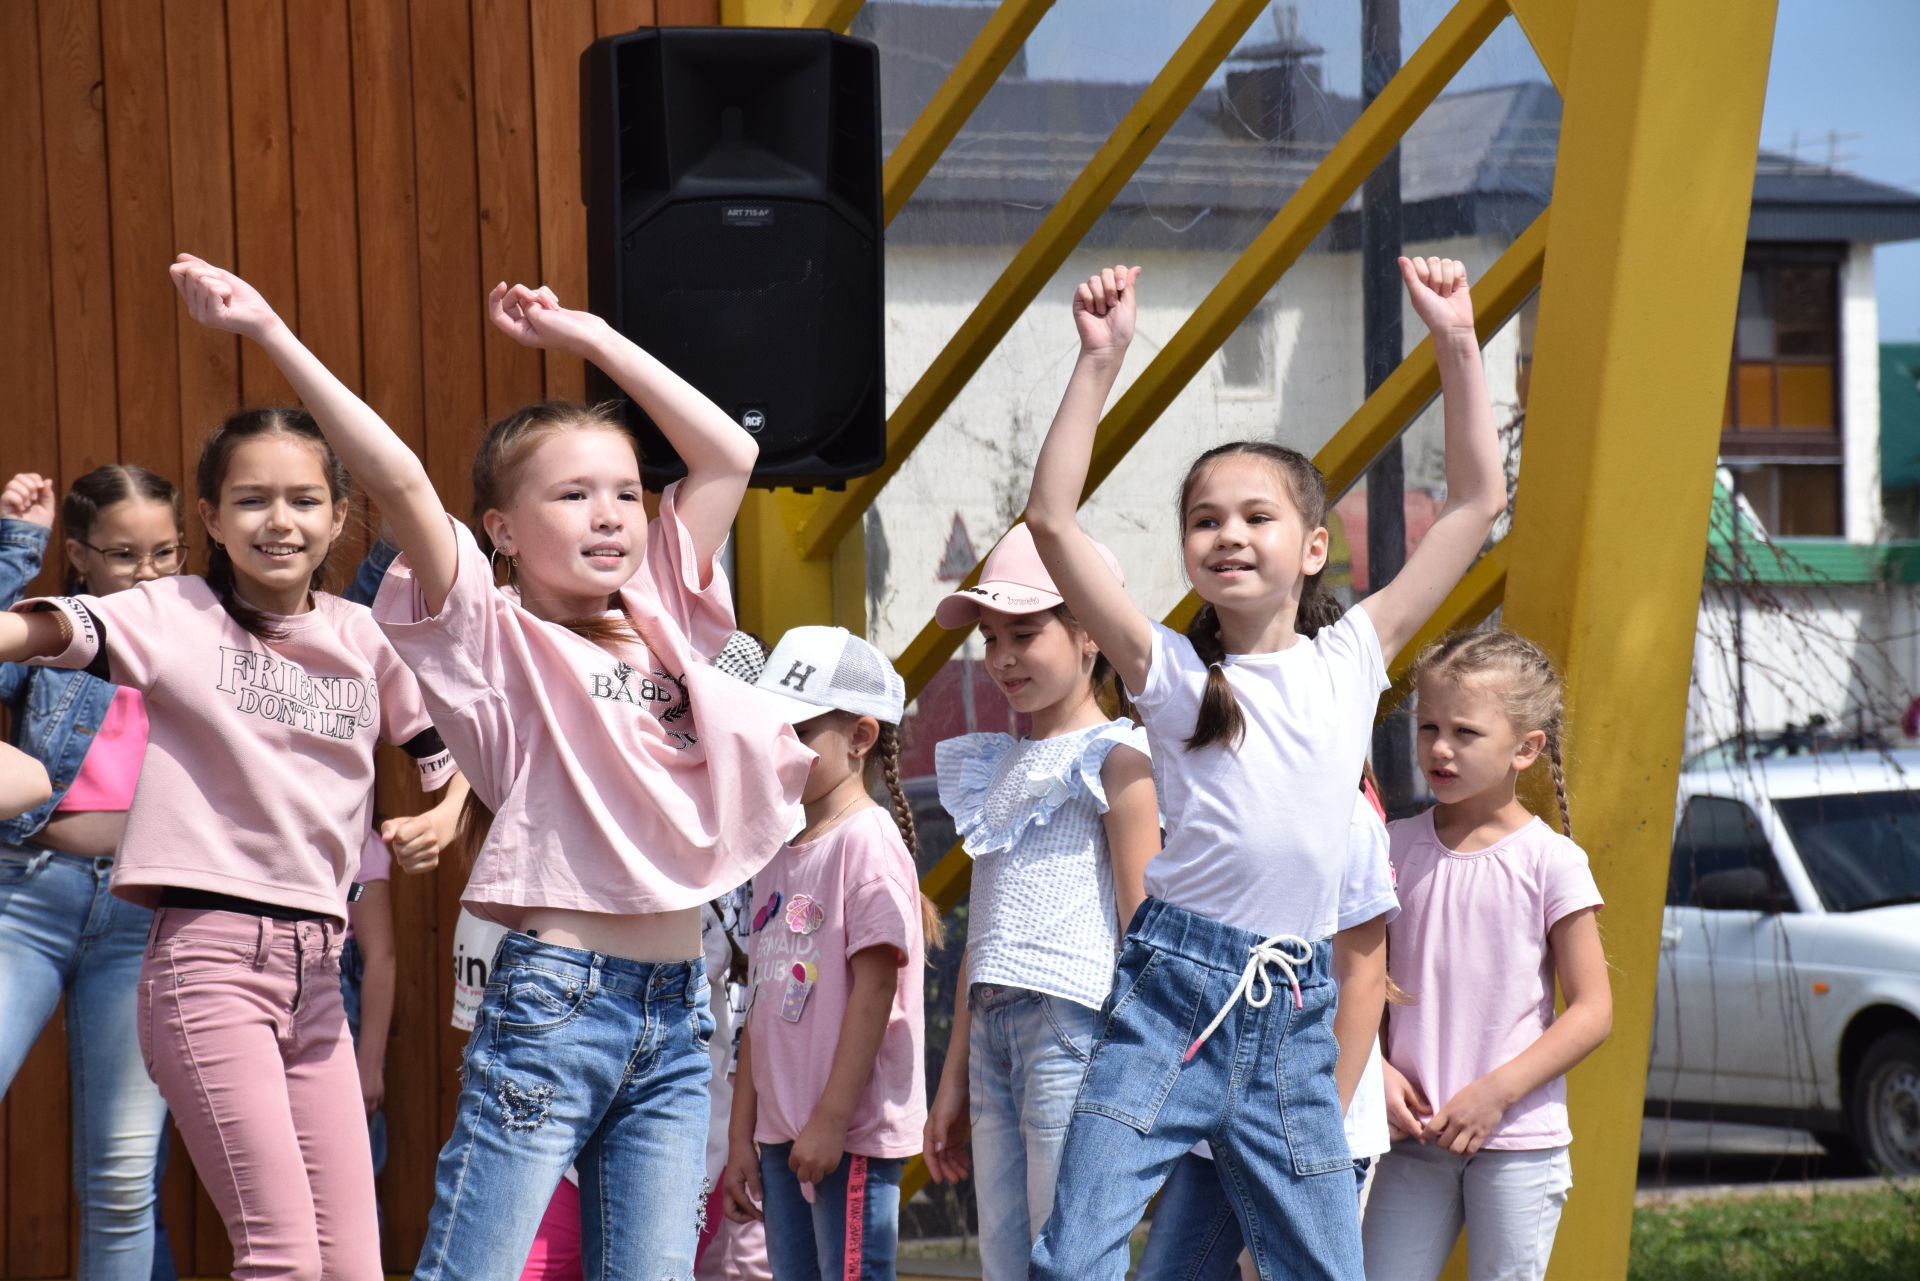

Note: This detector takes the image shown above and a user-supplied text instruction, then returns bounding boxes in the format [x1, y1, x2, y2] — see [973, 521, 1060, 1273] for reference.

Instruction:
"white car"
[1647, 750, 1920, 1174]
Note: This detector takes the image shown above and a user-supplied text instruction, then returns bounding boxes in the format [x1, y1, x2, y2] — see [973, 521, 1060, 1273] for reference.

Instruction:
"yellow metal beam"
[734, 491, 868, 639]
[892, 204, 1542, 706]
[790, 0, 1280, 561]
[720, 0, 858, 26]
[1079, 0, 1509, 504]
[1492, 1, 1779, 1277]
[882, 0, 1055, 224]
[1507, 0, 1573, 91]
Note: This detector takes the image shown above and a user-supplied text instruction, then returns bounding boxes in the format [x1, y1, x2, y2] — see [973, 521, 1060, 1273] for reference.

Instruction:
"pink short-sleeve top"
[19, 579, 452, 923]
[372, 482, 811, 924]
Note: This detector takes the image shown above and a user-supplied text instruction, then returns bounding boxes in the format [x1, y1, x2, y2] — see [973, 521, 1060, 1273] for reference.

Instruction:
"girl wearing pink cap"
[169, 254, 811, 1281]
[919, 525, 1159, 1281]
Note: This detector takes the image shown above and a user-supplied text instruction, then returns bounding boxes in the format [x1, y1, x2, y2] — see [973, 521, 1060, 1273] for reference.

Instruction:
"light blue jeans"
[758, 1142, 905, 1281]
[1030, 899, 1363, 1281]
[0, 845, 168, 1281]
[412, 932, 716, 1281]
[968, 984, 1101, 1281]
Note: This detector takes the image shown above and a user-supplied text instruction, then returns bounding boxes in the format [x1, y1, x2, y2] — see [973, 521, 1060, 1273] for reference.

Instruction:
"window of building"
[1720, 245, 1844, 536]
[1219, 304, 1275, 393]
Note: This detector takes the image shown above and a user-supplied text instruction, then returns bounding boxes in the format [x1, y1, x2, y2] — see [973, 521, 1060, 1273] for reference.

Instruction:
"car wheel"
[1849, 1028, 1920, 1176]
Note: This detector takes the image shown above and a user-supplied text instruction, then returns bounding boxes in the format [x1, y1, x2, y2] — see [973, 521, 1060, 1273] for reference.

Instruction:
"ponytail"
[868, 722, 945, 948]
[1184, 604, 1243, 751]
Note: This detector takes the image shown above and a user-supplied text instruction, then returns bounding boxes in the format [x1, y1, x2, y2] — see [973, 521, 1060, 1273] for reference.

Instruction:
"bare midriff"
[516, 904, 702, 963]
[36, 810, 128, 858]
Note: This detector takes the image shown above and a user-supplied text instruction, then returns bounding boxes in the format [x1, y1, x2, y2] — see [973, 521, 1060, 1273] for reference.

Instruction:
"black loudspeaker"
[582, 27, 884, 490]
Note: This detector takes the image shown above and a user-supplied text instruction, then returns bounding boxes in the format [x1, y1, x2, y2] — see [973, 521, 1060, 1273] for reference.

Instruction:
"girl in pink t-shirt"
[0, 412, 454, 1281]
[171, 254, 810, 1281]
[1362, 632, 1612, 1281]
[725, 626, 937, 1281]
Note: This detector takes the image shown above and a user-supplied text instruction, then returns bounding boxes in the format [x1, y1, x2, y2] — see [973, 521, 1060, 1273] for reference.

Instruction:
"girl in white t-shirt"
[1022, 260, 1505, 1281]
[170, 255, 810, 1281]
[1361, 632, 1611, 1281]
[920, 524, 1158, 1281]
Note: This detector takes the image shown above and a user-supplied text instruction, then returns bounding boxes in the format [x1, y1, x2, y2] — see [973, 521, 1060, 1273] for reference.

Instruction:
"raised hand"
[0, 474, 56, 528]
[1399, 255, 1475, 339]
[169, 254, 284, 340]
[486, 282, 610, 356]
[1073, 265, 1141, 363]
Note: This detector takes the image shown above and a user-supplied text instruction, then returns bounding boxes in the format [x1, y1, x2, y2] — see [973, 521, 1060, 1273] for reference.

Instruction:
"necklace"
[796, 790, 868, 845]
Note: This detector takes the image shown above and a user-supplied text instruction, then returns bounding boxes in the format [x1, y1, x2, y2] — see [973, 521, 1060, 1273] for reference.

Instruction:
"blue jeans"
[758, 1142, 904, 1281]
[1031, 899, 1363, 1281]
[1138, 1154, 1374, 1281]
[412, 932, 715, 1281]
[968, 985, 1100, 1281]
[337, 936, 387, 1177]
[0, 846, 168, 1281]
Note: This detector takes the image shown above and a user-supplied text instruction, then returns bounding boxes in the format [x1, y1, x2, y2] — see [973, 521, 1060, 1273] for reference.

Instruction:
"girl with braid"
[725, 626, 938, 1281]
[1361, 631, 1610, 1281]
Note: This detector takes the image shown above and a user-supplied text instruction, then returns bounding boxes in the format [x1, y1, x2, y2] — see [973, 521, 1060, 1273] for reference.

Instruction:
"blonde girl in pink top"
[170, 253, 812, 1281]
[1362, 632, 1612, 1281]
[0, 410, 454, 1281]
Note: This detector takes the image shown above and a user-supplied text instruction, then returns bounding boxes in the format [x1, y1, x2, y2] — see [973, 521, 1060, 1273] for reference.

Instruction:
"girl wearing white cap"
[919, 525, 1160, 1281]
[724, 627, 940, 1281]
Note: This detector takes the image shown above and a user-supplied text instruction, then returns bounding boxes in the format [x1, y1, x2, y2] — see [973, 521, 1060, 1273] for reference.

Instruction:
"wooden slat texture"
[473, 0, 548, 420]
[288, 0, 365, 395]
[39, 0, 119, 483]
[2, 2, 727, 1274]
[101, 0, 185, 499]
[529, 0, 598, 401]
[225, 0, 298, 406]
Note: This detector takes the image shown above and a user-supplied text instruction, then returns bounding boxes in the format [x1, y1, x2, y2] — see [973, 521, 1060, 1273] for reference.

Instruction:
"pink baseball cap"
[933, 523, 1124, 629]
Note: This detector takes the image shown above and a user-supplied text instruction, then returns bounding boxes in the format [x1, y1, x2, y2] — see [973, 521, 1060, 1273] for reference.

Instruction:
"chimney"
[1223, 4, 1325, 143]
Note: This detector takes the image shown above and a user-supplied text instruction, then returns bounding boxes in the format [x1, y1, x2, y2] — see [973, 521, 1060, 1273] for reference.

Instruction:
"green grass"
[1630, 1184, 1920, 1281]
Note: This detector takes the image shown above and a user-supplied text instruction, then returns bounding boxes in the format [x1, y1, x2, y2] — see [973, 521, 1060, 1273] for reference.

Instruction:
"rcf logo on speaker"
[741, 409, 768, 432]
[722, 205, 774, 227]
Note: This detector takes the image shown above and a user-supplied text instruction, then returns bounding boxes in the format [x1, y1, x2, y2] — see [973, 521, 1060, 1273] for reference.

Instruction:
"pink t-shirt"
[21, 579, 452, 923]
[372, 483, 810, 923]
[1384, 809, 1604, 1150]
[745, 806, 926, 1159]
[55, 686, 147, 813]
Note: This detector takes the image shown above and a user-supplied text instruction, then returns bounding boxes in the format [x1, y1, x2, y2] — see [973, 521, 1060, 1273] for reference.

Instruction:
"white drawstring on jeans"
[1184, 933, 1314, 1062]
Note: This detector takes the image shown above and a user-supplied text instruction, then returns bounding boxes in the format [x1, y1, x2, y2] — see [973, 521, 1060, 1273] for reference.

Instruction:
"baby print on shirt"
[587, 658, 697, 748]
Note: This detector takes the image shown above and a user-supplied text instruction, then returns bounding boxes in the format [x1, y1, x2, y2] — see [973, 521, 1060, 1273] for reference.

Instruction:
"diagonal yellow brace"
[882, 0, 1055, 225]
[890, 205, 1543, 704]
[1081, 0, 1509, 501]
[1379, 539, 1509, 712]
[791, 0, 1280, 561]
[721, 0, 863, 27]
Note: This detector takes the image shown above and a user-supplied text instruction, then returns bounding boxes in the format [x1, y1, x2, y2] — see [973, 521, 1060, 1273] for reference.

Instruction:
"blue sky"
[1002, 0, 1920, 341]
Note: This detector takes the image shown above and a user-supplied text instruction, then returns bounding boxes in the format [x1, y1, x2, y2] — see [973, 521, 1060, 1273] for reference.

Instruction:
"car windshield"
[1774, 790, 1920, 912]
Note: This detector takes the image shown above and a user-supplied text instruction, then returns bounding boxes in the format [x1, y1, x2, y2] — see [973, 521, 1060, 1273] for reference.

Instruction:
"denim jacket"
[0, 519, 115, 845]
[0, 522, 403, 846]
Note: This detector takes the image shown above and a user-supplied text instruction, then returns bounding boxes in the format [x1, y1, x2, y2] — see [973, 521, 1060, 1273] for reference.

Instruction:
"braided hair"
[1412, 630, 1572, 836]
[864, 720, 945, 948]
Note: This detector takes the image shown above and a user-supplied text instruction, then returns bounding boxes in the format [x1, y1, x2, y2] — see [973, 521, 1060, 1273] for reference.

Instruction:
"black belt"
[157, 887, 330, 923]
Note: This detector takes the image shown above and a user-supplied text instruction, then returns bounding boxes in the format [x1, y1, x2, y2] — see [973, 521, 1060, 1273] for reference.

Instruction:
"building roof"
[855, 2, 1920, 250]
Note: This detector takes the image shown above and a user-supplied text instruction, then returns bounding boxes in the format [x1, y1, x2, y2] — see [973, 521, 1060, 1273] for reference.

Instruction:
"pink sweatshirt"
[372, 482, 811, 924]
[21, 579, 452, 922]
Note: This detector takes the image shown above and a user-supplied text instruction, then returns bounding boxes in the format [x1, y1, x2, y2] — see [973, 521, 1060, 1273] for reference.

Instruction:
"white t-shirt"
[1134, 610, 1394, 939]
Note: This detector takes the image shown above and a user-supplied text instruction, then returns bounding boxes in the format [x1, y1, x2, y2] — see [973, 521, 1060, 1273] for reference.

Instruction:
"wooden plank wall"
[1, 1, 720, 1275]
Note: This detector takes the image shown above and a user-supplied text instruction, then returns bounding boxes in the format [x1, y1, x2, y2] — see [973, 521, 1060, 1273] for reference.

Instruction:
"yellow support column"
[1497, 2, 1778, 1278]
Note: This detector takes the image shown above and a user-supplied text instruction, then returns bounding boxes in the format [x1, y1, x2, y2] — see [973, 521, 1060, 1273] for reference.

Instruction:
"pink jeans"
[139, 907, 380, 1280]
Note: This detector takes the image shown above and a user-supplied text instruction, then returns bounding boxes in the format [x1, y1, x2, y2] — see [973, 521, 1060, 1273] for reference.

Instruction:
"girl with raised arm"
[1023, 260, 1504, 1279]
[0, 419, 454, 1280]
[170, 254, 811, 1281]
